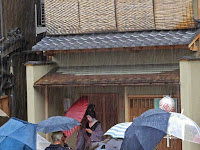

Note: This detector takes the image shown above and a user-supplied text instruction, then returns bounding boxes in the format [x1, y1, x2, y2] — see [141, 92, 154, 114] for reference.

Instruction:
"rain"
[1, 0, 200, 150]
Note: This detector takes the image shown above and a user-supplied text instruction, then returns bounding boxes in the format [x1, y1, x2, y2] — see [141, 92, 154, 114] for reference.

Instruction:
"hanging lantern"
[159, 96, 175, 112]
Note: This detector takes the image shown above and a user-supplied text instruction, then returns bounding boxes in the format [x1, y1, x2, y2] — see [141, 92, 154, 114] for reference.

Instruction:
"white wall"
[180, 59, 200, 150]
[26, 63, 56, 123]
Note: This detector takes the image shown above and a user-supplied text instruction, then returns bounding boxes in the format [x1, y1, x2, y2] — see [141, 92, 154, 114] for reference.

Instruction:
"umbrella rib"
[0, 136, 33, 149]
[0, 125, 36, 148]
[0, 125, 26, 138]
[133, 127, 166, 150]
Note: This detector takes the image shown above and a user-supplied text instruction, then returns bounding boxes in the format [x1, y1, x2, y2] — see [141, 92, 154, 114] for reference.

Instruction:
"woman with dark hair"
[85, 110, 103, 149]
[75, 106, 104, 150]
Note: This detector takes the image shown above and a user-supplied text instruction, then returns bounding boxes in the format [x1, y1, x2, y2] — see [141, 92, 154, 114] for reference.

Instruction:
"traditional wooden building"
[0, 0, 45, 119]
[27, 0, 200, 149]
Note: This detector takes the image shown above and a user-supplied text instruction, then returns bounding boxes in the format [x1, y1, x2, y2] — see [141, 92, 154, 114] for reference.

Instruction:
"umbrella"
[120, 109, 171, 150]
[63, 96, 88, 138]
[167, 112, 200, 144]
[0, 109, 9, 126]
[104, 122, 132, 139]
[0, 117, 37, 150]
[37, 134, 50, 150]
[121, 109, 200, 150]
[37, 116, 80, 134]
[105, 138, 123, 150]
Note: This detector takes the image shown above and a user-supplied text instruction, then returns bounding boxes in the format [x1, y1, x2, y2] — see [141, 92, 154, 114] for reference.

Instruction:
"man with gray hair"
[45, 131, 70, 150]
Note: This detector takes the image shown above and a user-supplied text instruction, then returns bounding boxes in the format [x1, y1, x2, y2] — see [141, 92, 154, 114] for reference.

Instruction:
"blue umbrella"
[0, 117, 37, 150]
[37, 116, 81, 134]
[120, 109, 171, 150]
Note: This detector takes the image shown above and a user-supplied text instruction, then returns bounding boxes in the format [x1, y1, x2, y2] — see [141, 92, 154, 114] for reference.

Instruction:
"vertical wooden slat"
[199, 38, 200, 56]
[44, 86, 49, 140]
[102, 96, 106, 132]
[84, 94, 118, 132]
[198, 0, 200, 19]
[125, 87, 129, 122]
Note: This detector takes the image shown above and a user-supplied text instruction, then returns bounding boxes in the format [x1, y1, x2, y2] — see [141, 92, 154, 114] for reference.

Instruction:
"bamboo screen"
[79, 0, 117, 33]
[44, 0, 196, 35]
[116, 0, 155, 31]
[154, 0, 196, 29]
[44, 0, 80, 35]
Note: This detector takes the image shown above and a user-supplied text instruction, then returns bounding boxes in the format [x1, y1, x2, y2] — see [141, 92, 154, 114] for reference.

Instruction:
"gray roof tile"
[32, 29, 200, 51]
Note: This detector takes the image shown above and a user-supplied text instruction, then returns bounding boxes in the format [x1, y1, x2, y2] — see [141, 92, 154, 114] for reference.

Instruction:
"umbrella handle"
[181, 109, 184, 114]
[167, 134, 170, 147]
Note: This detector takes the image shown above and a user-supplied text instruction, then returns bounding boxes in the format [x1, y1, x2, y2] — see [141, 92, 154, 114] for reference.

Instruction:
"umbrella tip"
[181, 109, 184, 114]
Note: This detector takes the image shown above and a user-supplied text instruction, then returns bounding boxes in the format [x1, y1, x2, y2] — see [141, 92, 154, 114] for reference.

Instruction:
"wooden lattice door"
[129, 97, 155, 121]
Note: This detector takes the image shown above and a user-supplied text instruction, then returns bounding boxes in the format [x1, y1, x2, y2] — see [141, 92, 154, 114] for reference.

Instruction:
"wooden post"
[199, 38, 200, 56]
[102, 96, 106, 132]
[124, 87, 129, 122]
[198, 0, 200, 19]
[45, 86, 49, 140]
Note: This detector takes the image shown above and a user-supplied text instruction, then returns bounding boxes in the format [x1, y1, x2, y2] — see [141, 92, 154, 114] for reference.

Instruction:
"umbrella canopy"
[105, 139, 123, 150]
[37, 134, 50, 150]
[37, 116, 80, 134]
[168, 112, 200, 144]
[104, 122, 132, 139]
[0, 117, 37, 150]
[0, 109, 9, 126]
[121, 109, 171, 150]
[63, 96, 88, 137]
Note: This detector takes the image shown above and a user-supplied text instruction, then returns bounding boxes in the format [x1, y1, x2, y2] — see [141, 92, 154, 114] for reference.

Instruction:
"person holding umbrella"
[85, 110, 104, 149]
[75, 105, 104, 150]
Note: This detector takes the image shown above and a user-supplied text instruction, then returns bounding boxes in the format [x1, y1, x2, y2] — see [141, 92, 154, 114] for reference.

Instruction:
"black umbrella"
[120, 109, 171, 150]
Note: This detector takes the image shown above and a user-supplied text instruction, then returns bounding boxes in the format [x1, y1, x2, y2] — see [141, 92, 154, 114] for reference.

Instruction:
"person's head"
[87, 104, 95, 111]
[86, 110, 96, 122]
[51, 131, 63, 144]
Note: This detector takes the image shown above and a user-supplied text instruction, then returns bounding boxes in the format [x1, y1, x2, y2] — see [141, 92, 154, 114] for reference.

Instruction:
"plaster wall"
[180, 60, 200, 150]
[26, 64, 56, 123]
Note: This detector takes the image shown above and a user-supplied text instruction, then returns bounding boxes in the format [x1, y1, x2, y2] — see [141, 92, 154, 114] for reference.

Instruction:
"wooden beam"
[45, 86, 49, 119]
[124, 86, 129, 122]
[38, 45, 188, 56]
[198, 0, 200, 19]
[188, 33, 200, 51]
[199, 38, 200, 56]
[44, 86, 49, 140]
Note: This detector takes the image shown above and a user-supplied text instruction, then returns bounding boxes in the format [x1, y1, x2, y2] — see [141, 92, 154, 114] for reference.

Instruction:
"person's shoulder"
[96, 120, 101, 124]
[62, 147, 71, 150]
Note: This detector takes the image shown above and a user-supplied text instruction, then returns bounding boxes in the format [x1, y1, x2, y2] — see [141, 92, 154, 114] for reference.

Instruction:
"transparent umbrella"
[167, 112, 200, 144]
[37, 134, 50, 150]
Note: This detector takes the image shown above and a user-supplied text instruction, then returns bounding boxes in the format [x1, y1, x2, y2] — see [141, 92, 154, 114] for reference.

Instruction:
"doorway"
[81, 94, 119, 132]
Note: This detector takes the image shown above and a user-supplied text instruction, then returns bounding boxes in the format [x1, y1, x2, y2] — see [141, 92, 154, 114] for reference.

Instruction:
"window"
[128, 95, 178, 121]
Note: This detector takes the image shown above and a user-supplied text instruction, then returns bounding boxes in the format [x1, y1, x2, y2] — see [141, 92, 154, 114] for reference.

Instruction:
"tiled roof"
[34, 64, 180, 86]
[32, 29, 200, 51]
